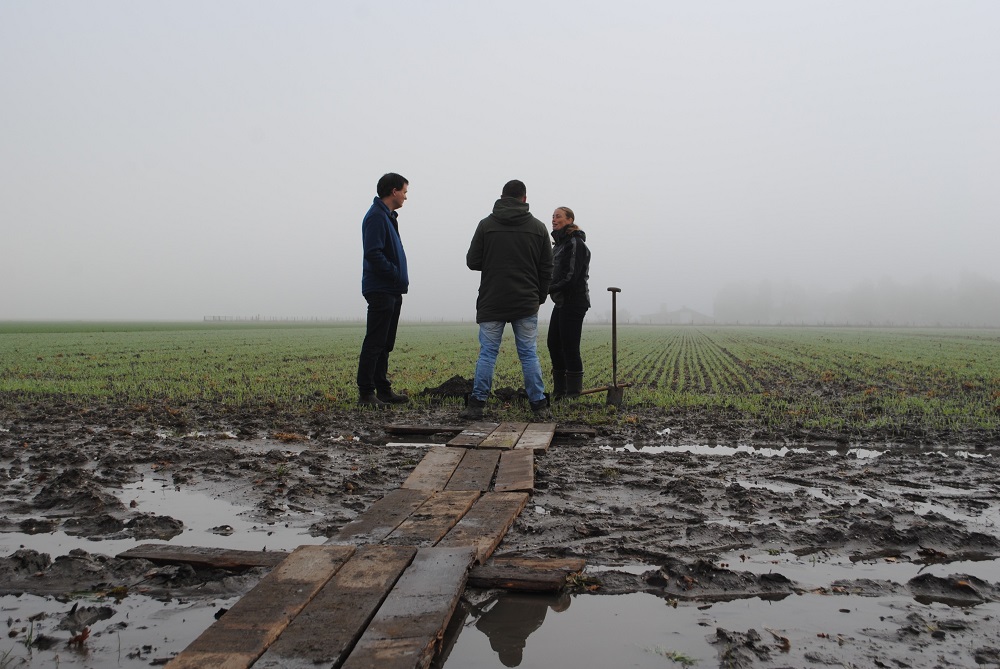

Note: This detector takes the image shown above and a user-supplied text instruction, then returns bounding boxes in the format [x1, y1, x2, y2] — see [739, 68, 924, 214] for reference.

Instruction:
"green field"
[1, 322, 998, 436]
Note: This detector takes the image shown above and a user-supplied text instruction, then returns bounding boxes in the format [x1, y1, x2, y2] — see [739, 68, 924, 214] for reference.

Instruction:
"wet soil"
[1, 393, 998, 668]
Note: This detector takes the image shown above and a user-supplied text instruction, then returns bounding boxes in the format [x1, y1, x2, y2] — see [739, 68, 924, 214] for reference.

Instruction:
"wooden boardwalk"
[163, 422, 562, 669]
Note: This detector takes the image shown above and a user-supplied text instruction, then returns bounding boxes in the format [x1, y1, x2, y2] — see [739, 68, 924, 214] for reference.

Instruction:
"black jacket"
[467, 197, 553, 323]
[549, 227, 590, 309]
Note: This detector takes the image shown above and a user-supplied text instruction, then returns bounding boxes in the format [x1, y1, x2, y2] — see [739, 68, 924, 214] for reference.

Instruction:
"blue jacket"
[361, 197, 408, 296]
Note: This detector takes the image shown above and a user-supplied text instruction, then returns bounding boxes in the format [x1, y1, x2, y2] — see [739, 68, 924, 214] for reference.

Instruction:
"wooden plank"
[116, 544, 287, 569]
[325, 488, 433, 545]
[494, 449, 533, 492]
[514, 422, 556, 451]
[468, 556, 587, 592]
[164, 545, 355, 669]
[386, 424, 597, 439]
[446, 421, 499, 447]
[444, 448, 500, 492]
[253, 545, 416, 669]
[341, 546, 477, 669]
[401, 446, 466, 491]
[554, 425, 597, 438]
[437, 492, 529, 563]
[478, 422, 528, 450]
[384, 490, 480, 546]
[384, 424, 460, 436]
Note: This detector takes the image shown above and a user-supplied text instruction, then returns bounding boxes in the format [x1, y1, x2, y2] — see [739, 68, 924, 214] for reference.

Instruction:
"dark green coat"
[467, 197, 553, 323]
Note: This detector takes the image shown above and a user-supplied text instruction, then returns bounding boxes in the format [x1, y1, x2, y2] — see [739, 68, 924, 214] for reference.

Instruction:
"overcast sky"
[3, 1, 998, 322]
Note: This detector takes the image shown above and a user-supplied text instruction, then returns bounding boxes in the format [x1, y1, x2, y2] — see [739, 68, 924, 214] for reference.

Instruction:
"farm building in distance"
[638, 305, 715, 325]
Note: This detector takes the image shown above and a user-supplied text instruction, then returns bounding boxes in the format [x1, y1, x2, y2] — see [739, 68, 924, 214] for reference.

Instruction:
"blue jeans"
[472, 315, 546, 403]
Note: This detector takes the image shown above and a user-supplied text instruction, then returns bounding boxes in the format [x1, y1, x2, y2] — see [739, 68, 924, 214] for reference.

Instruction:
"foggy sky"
[3, 1, 998, 323]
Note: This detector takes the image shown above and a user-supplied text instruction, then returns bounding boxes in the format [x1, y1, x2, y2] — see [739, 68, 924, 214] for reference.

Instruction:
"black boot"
[565, 371, 585, 399]
[376, 388, 410, 404]
[358, 392, 389, 408]
[459, 395, 486, 420]
[551, 370, 567, 401]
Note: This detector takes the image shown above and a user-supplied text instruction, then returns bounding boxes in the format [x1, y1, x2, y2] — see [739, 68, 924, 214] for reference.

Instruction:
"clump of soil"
[420, 375, 527, 404]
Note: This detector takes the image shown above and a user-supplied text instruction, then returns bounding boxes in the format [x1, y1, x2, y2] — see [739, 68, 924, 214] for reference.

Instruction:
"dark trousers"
[357, 292, 402, 394]
[547, 305, 587, 372]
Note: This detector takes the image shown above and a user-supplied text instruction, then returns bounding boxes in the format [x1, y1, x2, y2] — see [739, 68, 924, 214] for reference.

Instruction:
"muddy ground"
[1, 391, 999, 668]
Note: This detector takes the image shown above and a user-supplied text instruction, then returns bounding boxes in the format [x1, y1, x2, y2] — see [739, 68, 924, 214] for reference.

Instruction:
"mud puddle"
[0, 592, 239, 667]
[438, 588, 1000, 668]
[0, 474, 325, 558]
[611, 443, 892, 459]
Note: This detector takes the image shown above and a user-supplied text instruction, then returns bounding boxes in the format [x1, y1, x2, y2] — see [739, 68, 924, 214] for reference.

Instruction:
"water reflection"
[473, 592, 571, 667]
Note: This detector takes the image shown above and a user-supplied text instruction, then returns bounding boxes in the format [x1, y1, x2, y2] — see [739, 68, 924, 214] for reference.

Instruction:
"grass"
[1, 322, 999, 435]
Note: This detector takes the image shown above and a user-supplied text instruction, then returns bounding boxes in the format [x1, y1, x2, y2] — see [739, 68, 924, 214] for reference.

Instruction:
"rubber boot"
[459, 395, 486, 421]
[551, 370, 567, 401]
[376, 388, 410, 404]
[358, 392, 389, 409]
[565, 371, 585, 399]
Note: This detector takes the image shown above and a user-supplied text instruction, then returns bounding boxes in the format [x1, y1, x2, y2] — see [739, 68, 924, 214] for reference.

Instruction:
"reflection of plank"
[478, 422, 528, 449]
[514, 422, 556, 451]
[325, 488, 433, 545]
[446, 422, 499, 447]
[116, 544, 287, 569]
[384, 490, 481, 546]
[341, 546, 477, 669]
[494, 449, 533, 492]
[468, 556, 586, 592]
[401, 446, 465, 491]
[445, 448, 501, 491]
[437, 492, 529, 563]
[254, 545, 416, 669]
[165, 545, 355, 669]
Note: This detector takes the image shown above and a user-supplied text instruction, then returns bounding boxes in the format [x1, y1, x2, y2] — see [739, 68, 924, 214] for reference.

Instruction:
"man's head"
[501, 179, 527, 201]
[377, 173, 409, 210]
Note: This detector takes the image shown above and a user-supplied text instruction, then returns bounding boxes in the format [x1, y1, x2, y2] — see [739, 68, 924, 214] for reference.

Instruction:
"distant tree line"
[713, 272, 1000, 327]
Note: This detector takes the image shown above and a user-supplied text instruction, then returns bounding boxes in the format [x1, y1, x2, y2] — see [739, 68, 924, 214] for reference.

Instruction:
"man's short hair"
[377, 173, 408, 199]
[501, 179, 527, 199]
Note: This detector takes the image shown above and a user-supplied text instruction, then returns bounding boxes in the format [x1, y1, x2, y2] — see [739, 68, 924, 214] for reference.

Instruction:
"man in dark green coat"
[460, 180, 554, 420]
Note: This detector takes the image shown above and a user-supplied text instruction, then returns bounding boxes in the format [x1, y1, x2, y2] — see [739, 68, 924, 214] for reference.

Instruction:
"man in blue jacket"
[357, 173, 410, 407]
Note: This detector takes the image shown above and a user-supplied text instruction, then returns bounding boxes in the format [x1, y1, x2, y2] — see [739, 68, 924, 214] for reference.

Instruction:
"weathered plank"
[341, 546, 477, 669]
[164, 544, 355, 669]
[384, 490, 481, 546]
[254, 545, 416, 669]
[554, 425, 597, 438]
[444, 448, 501, 491]
[514, 422, 556, 451]
[383, 424, 460, 436]
[494, 449, 533, 492]
[446, 421, 499, 447]
[468, 556, 587, 592]
[116, 544, 287, 570]
[325, 488, 433, 546]
[477, 421, 528, 450]
[385, 424, 460, 436]
[401, 446, 466, 491]
[386, 423, 597, 439]
[436, 492, 529, 563]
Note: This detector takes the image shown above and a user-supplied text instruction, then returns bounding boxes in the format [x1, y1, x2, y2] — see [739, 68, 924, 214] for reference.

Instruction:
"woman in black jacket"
[547, 207, 591, 399]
